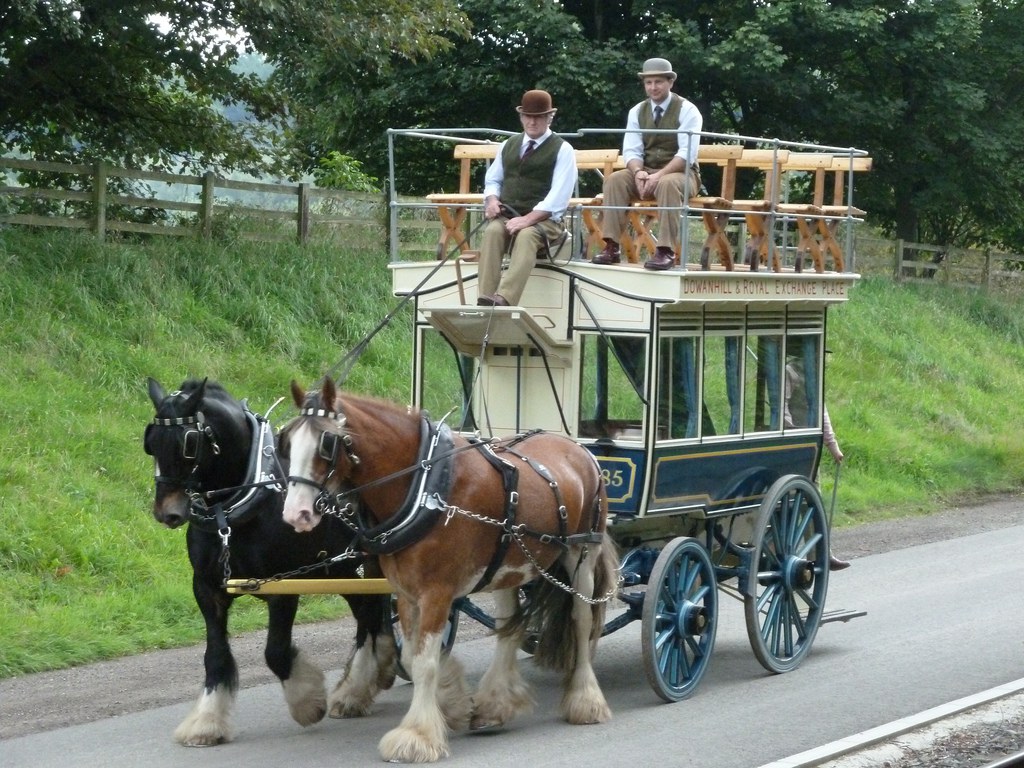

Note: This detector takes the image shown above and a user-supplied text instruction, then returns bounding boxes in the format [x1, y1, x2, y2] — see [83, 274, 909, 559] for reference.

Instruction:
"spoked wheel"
[641, 536, 718, 702]
[744, 474, 830, 674]
[391, 598, 460, 681]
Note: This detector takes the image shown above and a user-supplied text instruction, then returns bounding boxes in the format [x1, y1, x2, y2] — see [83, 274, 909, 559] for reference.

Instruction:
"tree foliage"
[0, 0, 467, 176]
[2, 0, 1021, 248]
[290, 0, 1024, 249]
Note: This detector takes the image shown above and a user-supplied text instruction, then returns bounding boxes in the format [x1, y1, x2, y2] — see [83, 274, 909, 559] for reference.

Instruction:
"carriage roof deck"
[390, 258, 859, 311]
[386, 126, 868, 306]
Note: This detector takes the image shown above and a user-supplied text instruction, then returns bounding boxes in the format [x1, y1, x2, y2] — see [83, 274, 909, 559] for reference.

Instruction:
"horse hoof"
[183, 738, 224, 748]
[469, 716, 503, 732]
[379, 725, 449, 763]
[328, 699, 372, 719]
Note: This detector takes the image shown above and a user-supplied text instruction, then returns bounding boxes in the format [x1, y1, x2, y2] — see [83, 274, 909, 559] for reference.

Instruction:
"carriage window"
[579, 333, 647, 439]
[418, 328, 477, 431]
[657, 335, 699, 439]
[784, 335, 822, 429]
[744, 334, 783, 432]
[702, 334, 742, 437]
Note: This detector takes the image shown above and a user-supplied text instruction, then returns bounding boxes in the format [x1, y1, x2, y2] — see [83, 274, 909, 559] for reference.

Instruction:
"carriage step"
[821, 608, 867, 624]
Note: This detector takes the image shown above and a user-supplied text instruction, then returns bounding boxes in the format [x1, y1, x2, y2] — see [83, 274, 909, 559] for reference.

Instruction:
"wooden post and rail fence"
[2, 155, 1023, 292]
[0, 156, 404, 247]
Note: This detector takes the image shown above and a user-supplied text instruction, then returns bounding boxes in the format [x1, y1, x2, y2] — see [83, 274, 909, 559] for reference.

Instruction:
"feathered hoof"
[470, 678, 534, 732]
[283, 653, 327, 726]
[379, 725, 450, 763]
[289, 698, 327, 726]
[174, 713, 231, 747]
[327, 695, 373, 719]
[563, 692, 612, 725]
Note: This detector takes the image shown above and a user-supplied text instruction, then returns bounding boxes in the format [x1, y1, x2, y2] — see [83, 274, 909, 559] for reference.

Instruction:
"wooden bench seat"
[593, 144, 746, 266]
[425, 143, 618, 260]
[426, 142, 870, 273]
[774, 153, 872, 272]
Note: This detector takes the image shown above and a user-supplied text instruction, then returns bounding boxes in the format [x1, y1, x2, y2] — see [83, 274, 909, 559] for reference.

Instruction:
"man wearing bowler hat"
[594, 57, 702, 271]
[477, 89, 577, 307]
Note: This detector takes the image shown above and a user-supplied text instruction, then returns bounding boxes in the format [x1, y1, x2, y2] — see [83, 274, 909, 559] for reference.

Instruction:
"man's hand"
[635, 169, 659, 199]
[505, 215, 532, 235]
[484, 196, 503, 220]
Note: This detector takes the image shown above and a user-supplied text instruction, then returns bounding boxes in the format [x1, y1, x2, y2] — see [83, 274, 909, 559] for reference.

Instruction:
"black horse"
[144, 377, 396, 746]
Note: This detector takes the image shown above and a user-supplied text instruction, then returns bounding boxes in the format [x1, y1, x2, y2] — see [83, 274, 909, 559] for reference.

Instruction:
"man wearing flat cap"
[594, 57, 702, 271]
[477, 89, 577, 306]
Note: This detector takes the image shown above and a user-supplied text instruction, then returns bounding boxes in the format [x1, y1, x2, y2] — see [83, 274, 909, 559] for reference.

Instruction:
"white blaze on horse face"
[283, 421, 326, 533]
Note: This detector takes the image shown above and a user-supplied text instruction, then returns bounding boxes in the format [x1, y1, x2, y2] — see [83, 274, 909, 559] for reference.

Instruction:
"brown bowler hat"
[516, 90, 557, 116]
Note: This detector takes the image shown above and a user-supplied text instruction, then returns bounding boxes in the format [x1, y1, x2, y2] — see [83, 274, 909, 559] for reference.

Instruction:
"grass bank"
[1, 228, 1023, 678]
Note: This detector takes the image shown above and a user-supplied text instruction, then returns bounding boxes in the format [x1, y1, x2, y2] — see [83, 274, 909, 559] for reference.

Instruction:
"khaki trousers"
[478, 217, 564, 305]
[600, 166, 701, 251]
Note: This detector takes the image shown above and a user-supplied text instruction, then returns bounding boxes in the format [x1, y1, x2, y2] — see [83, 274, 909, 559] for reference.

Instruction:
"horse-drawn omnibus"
[208, 126, 869, 761]
[385, 126, 868, 701]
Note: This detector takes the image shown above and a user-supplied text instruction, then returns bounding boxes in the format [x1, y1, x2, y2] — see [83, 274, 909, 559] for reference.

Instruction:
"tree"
[0, 0, 468, 177]
[296, 0, 1024, 249]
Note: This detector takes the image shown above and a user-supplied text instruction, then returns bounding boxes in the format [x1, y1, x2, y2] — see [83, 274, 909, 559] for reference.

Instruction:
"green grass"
[1, 227, 1023, 679]
[0, 228, 411, 678]
[822, 277, 1024, 522]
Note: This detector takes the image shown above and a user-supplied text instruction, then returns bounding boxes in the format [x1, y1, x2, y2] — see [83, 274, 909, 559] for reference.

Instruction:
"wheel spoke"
[745, 476, 830, 674]
[642, 538, 718, 701]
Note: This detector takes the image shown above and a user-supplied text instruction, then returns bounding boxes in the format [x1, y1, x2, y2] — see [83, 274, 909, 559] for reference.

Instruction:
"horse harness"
[297, 406, 605, 593]
[147, 403, 287, 582]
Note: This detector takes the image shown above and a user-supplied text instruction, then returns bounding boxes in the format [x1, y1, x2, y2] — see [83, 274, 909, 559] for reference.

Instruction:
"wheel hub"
[678, 602, 708, 636]
[782, 557, 815, 590]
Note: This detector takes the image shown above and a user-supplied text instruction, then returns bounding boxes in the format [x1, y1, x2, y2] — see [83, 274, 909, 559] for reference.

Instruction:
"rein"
[327, 214, 491, 385]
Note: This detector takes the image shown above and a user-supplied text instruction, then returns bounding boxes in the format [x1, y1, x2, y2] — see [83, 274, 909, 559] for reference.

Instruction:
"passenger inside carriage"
[783, 338, 822, 430]
[580, 327, 837, 443]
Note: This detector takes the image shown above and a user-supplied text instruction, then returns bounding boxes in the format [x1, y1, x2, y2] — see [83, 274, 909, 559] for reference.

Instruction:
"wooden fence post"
[983, 248, 992, 293]
[201, 171, 215, 239]
[298, 183, 310, 244]
[93, 161, 107, 241]
[894, 238, 903, 280]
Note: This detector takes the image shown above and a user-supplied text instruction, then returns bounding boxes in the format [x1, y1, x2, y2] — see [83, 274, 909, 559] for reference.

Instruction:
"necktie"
[653, 106, 664, 127]
[522, 140, 536, 159]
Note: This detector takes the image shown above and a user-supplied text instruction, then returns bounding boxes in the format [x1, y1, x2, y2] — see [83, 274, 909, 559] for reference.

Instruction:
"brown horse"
[279, 378, 618, 762]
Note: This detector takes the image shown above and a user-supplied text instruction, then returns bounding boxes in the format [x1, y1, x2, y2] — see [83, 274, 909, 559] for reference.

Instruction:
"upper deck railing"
[386, 127, 869, 274]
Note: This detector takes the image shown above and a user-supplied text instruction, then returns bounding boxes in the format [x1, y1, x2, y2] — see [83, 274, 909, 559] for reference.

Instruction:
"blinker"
[319, 431, 339, 463]
[182, 429, 202, 460]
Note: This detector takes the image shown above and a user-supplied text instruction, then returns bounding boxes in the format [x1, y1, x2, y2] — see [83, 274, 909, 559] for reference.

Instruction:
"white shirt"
[621, 95, 703, 167]
[483, 130, 578, 221]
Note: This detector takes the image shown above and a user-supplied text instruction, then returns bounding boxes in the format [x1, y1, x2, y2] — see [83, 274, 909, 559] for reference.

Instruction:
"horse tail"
[505, 531, 619, 673]
[590, 530, 620, 648]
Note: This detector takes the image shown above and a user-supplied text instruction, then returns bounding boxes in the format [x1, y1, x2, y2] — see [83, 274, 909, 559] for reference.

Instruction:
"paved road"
[3, 496, 1023, 767]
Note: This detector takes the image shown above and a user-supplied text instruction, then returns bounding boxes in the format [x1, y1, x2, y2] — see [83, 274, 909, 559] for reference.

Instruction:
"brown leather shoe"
[476, 293, 509, 307]
[592, 240, 620, 265]
[828, 554, 851, 571]
[644, 246, 676, 271]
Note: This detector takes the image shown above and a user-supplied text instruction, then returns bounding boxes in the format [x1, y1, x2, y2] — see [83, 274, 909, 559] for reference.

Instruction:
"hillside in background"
[1, 227, 1023, 677]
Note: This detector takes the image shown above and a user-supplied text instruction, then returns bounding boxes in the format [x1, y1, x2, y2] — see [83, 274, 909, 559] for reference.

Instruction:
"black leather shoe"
[592, 241, 620, 265]
[829, 554, 851, 571]
[644, 247, 675, 271]
[476, 293, 509, 307]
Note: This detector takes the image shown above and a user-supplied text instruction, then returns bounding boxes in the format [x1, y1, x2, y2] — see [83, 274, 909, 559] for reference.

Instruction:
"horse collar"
[188, 408, 284, 532]
[344, 415, 455, 556]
